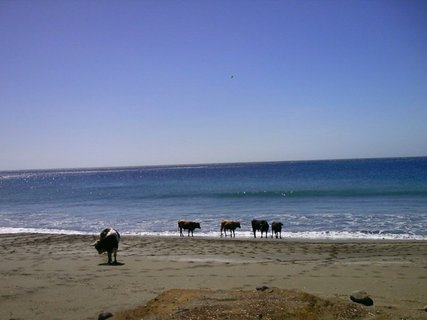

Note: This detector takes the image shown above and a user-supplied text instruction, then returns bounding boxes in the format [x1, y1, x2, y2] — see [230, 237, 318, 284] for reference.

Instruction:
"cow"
[251, 219, 269, 238]
[220, 220, 241, 237]
[271, 221, 283, 239]
[93, 228, 120, 265]
[178, 220, 201, 237]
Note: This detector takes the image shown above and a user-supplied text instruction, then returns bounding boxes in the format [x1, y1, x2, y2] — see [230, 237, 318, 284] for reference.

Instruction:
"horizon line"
[1, 155, 426, 173]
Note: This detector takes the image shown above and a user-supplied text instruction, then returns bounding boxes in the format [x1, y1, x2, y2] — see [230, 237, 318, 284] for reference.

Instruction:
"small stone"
[350, 290, 374, 306]
[98, 311, 113, 320]
[256, 286, 269, 292]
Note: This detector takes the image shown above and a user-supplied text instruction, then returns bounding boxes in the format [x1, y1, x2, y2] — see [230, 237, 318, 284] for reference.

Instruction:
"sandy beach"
[1, 233, 426, 319]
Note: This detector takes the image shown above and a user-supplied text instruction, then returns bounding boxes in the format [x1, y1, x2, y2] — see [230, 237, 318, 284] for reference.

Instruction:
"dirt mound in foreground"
[114, 288, 388, 320]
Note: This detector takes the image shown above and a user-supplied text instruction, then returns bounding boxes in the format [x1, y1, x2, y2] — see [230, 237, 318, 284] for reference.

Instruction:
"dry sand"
[1, 233, 426, 319]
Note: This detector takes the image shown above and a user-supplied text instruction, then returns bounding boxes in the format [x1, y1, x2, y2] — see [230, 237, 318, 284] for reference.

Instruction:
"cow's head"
[93, 240, 105, 254]
[195, 223, 201, 229]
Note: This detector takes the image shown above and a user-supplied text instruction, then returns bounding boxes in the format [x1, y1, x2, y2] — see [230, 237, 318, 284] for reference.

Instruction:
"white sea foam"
[0, 227, 94, 235]
[1, 227, 424, 241]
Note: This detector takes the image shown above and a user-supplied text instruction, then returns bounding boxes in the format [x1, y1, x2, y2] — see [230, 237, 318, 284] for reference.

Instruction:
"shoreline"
[1, 233, 426, 319]
[1, 228, 426, 241]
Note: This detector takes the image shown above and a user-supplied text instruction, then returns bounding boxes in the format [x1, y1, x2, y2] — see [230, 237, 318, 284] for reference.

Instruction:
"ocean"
[0, 157, 426, 240]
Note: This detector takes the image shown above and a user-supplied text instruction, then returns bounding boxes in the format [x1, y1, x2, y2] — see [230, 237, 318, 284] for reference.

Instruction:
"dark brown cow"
[93, 228, 120, 264]
[251, 219, 269, 238]
[178, 220, 201, 237]
[271, 221, 283, 239]
[220, 220, 241, 237]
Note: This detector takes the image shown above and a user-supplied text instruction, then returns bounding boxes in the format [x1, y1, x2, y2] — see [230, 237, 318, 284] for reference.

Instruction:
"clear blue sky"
[1, 0, 426, 170]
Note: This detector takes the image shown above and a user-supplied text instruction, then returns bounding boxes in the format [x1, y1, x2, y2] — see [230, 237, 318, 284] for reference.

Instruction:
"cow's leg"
[107, 251, 113, 264]
[113, 248, 118, 264]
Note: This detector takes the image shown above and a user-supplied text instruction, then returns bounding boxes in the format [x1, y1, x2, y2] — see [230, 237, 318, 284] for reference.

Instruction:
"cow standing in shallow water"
[93, 228, 120, 264]
[178, 220, 201, 237]
[271, 221, 283, 239]
[220, 220, 241, 237]
[251, 219, 269, 238]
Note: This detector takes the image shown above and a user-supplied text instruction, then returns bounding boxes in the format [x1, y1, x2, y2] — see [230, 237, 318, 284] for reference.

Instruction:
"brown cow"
[271, 221, 283, 239]
[178, 220, 201, 237]
[220, 220, 241, 237]
[251, 219, 269, 238]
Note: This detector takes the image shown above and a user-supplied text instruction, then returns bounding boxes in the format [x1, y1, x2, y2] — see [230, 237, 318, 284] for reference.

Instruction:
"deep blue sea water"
[1, 157, 426, 239]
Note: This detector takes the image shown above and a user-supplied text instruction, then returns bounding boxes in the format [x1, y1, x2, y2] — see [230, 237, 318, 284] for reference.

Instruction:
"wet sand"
[1, 233, 426, 319]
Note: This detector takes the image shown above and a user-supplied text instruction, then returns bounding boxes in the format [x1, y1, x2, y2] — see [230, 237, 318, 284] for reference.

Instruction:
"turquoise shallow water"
[1, 157, 426, 239]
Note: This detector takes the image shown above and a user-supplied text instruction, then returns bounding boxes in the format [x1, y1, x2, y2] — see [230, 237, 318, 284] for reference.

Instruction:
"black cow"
[93, 228, 120, 264]
[271, 221, 283, 239]
[220, 220, 241, 237]
[178, 220, 201, 237]
[251, 219, 269, 238]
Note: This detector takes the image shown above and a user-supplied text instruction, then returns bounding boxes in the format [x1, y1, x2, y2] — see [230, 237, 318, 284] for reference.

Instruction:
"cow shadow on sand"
[98, 262, 125, 266]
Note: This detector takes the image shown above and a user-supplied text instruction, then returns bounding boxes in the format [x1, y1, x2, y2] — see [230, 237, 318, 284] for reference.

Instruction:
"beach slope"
[1, 234, 426, 319]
